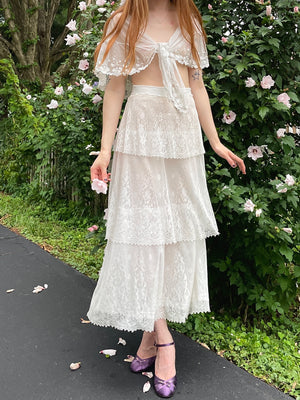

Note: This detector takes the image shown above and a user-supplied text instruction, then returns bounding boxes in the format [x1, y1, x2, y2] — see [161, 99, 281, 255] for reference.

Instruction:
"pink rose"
[91, 179, 108, 194]
[260, 75, 275, 89]
[276, 183, 287, 193]
[277, 93, 291, 108]
[245, 77, 256, 88]
[266, 5, 272, 16]
[66, 19, 77, 31]
[221, 36, 228, 43]
[222, 110, 236, 124]
[79, 2, 87, 11]
[78, 59, 89, 71]
[65, 34, 80, 46]
[208, 4, 213, 10]
[217, 55, 223, 60]
[247, 145, 264, 161]
[294, 6, 299, 13]
[87, 225, 98, 232]
[96, 0, 106, 5]
[54, 86, 64, 95]
[82, 83, 93, 95]
[92, 94, 102, 104]
[276, 128, 285, 138]
[282, 228, 292, 234]
[285, 174, 295, 186]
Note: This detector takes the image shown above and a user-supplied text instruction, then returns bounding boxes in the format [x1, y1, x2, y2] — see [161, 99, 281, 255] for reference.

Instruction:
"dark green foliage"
[193, 0, 300, 317]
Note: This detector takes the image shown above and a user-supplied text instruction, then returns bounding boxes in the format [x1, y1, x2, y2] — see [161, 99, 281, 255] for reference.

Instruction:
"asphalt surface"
[0, 224, 293, 400]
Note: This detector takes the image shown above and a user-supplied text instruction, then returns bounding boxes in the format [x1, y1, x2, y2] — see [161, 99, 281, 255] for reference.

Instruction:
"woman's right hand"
[90, 150, 111, 182]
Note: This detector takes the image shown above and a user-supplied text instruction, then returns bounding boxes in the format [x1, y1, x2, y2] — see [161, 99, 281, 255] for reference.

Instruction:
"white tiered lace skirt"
[87, 85, 219, 332]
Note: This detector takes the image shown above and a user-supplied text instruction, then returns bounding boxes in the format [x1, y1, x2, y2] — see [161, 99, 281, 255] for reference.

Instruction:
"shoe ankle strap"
[154, 341, 175, 347]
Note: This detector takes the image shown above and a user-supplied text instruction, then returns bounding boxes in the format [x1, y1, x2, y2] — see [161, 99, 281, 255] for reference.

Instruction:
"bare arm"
[189, 68, 246, 174]
[90, 75, 126, 182]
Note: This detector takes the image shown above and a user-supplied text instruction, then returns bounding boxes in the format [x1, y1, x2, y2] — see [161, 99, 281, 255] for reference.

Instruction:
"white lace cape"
[94, 16, 209, 112]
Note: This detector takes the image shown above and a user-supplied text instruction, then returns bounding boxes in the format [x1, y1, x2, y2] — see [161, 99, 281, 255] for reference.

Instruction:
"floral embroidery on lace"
[105, 150, 219, 246]
[114, 87, 206, 158]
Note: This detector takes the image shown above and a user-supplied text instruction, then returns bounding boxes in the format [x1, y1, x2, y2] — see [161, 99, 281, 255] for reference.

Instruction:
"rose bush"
[194, 0, 300, 316]
[0, 1, 117, 212]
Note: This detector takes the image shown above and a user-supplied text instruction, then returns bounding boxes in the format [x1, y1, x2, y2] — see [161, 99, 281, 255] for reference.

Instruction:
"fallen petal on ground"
[99, 349, 117, 356]
[118, 337, 126, 346]
[200, 343, 210, 350]
[143, 381, 151, 393]
[32, 285, 46, 293]
[70, 362, 81, 370]
[124, 355, 134, 362]
[6, 289, 15, 293]
[142, 371, 153, 379]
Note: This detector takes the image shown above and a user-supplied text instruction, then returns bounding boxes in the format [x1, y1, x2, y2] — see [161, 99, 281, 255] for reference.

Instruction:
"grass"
[0, 192, 299, 399]
[0, 192, 104, 280]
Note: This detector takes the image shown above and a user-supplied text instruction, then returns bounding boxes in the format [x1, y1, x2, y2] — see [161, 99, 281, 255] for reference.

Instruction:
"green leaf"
[287, 91, 299, 102]
[281, 136, 295, 149]
[235, 63, 247, 75]
[279, 246, 293, 262]
[275, 75, 282, 90]
[269, 38, 280, 49]
[258, 106, 269, 119]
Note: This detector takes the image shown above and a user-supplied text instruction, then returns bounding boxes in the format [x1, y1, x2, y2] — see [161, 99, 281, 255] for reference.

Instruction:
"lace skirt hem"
[86, 239, 210, 333]
[87, 304, 211, 333]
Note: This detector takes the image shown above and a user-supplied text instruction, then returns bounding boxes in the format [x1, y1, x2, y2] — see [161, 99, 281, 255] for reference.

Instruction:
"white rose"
[47, 100, 59, 109]
[244, 199, 255, 212]
[54, 86, 64, 95]
[255, 209, 262, 217]
[285, 174, 295, 186]
[82, 83, 93, 95]
[66, 19, 77, 31]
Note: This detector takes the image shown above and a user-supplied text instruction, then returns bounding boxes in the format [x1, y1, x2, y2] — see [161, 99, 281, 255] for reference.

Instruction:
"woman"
[87, 0, 246, 397]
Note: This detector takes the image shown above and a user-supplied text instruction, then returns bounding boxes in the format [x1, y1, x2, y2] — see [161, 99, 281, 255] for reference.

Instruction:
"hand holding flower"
[90, 150, 111, 183]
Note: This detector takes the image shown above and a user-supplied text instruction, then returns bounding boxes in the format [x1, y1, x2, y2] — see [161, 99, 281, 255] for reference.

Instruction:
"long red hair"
[94, 0, 207, 73]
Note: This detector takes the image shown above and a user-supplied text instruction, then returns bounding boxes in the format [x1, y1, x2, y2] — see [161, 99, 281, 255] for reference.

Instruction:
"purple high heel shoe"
[130, 353, 156, 373]
[153, 341, 177, 398]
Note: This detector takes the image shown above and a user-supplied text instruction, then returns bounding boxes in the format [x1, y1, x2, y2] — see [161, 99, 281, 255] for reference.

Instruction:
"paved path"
[0, 224, 293, 400]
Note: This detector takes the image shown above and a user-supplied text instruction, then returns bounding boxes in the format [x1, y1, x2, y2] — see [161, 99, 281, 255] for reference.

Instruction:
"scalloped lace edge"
[87, 307, 211, 333]
[105, 231, 220, 247]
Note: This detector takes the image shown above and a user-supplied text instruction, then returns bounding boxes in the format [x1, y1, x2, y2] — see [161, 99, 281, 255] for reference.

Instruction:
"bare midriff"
[131, 53, 190, 88]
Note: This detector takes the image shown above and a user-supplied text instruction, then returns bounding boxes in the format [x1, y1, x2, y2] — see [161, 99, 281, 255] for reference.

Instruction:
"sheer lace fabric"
[87, 87, 220, 332]
[106, 151, 218, 246]
[114, 86, 205, 158]
[94, 16, 209, 111]
[87, 239, 210, 333]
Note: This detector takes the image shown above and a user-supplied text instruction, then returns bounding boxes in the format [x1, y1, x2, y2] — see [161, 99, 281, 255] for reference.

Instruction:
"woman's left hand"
[212, 142, 246, 174]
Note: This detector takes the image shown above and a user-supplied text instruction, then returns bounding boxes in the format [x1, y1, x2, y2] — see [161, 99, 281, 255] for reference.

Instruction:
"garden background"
[0, 0, 299, 397]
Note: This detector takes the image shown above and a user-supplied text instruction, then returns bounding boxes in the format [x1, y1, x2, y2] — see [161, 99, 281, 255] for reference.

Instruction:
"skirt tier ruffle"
[87, 85, 219, 332]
